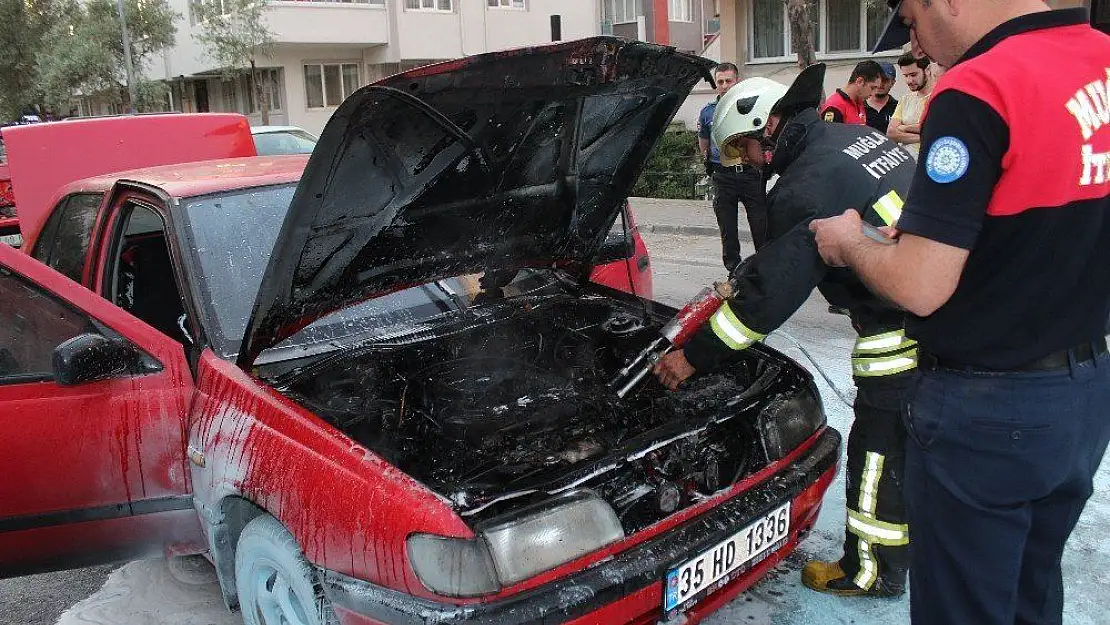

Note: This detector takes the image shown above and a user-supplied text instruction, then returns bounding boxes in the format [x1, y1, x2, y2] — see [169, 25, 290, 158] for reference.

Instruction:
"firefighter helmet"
[711, 77, 788, 166]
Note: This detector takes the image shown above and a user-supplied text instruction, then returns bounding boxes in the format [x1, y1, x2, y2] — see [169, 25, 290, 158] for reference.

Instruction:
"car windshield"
[178, 184, 561, 362]
[252, 130, 317, 156]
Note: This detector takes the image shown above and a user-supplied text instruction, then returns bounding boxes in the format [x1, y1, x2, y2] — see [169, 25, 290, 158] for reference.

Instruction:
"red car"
[0, 38, 838, 625]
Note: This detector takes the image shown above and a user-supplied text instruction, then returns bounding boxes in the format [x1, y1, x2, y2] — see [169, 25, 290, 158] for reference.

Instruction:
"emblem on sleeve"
[925, 136, 970, 183]
[824, 111, 836, 122]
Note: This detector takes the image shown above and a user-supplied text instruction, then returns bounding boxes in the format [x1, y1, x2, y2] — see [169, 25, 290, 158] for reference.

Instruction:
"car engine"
[280, 294, 808, 532]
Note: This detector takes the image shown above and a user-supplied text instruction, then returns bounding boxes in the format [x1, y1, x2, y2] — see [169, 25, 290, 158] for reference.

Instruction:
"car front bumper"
[323, 426, 841, 625]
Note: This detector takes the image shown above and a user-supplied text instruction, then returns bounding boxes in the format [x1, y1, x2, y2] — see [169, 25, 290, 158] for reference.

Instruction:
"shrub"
[631, 127, 704, 199]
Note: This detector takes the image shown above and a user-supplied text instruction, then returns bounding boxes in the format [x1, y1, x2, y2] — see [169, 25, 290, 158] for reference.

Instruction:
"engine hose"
[765, 331, 855, 408]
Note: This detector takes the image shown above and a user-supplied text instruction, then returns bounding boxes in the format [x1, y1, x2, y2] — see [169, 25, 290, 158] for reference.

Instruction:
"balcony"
[266, 0, 389, 46]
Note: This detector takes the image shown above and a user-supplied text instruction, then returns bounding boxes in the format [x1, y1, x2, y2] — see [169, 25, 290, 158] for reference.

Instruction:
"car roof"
[58, 155, 309, 200]
[251, 125, 312, 135]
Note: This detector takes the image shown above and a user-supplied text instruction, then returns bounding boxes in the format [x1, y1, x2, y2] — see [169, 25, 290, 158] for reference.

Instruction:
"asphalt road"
[2, 231, 1106, 625]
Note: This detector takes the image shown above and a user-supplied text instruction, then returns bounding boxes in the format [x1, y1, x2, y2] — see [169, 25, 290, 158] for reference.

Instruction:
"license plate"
[663, 501, 791, 614]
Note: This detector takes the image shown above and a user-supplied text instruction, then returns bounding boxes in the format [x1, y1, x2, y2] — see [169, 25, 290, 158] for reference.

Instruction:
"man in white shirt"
[886, 53, 934, 156]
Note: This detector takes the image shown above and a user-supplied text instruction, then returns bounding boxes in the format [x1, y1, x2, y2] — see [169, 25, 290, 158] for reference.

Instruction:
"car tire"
[234, 514, 339, 625]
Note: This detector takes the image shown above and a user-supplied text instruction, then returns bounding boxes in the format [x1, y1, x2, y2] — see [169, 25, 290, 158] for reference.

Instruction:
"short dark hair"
[849, 60, 883, 83]
[897, 52, 931, 69]
[714, 62, 740, 76]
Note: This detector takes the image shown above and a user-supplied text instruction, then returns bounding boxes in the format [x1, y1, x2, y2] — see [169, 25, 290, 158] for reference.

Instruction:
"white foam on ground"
[56, 557, 238, 625]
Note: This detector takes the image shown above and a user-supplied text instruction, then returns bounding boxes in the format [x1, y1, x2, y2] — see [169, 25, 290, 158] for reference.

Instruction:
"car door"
[0, 244, 201, 578]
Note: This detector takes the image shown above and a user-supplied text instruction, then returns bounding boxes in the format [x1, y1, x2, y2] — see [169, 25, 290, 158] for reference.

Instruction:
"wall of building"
[396, 0, 599, 60]
[668, 0, 706, 54]
[266, 2, 390, 45]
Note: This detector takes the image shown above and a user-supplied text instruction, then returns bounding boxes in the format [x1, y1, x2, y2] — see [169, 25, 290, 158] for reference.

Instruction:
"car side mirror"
[596, 229, 635, 264]
[52, 333, 145, 386]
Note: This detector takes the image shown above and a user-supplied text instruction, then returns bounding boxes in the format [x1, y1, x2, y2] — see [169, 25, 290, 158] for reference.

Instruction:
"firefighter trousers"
[837, 375, 912, 590]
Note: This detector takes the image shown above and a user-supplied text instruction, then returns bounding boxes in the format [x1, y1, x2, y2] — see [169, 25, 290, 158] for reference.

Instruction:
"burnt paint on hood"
[237, 37, 714, 368]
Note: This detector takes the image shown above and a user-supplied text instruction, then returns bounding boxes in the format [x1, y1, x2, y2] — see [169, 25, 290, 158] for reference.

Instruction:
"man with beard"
[656, 64, 916, 598]
[887, 53, 934, 156]
[866, 62, 900, 134]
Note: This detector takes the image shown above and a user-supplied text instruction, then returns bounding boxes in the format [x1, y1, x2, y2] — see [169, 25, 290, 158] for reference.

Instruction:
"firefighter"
[653, 64, 916, 598]
[810, 2, 1110, 622]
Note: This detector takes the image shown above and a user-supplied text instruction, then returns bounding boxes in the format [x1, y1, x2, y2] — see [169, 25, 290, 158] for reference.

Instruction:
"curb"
[643, 224, 754, 242]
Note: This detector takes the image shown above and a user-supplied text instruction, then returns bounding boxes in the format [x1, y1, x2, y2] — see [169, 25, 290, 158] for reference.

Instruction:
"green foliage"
[0, 0, 67, 119]
[193, 0, 275, 73]
[35, 0, 178, 112]
[193, 0, 276, 121]
[631, 127, 704, 200]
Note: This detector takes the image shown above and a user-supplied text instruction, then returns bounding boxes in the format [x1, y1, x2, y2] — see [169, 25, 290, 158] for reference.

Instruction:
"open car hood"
[238, 37, 714, 368]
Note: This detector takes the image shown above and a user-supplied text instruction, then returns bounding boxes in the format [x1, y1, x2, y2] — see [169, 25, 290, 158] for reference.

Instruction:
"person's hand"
[878, 224, 900, 239]
[903, 123, 921, 135]
[809, 209, 865, 267]
[653, 350, 696, 391]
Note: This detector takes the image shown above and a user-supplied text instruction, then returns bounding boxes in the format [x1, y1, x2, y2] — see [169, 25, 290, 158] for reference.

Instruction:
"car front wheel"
[235, 514, 339, 625]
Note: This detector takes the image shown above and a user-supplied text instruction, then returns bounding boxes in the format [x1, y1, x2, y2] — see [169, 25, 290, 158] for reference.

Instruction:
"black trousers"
[710, 167, 767, 270]
[838, 376, 912, 590]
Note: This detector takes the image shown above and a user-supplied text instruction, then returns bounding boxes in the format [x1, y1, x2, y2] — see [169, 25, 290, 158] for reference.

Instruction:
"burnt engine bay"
[280, 295, 813, 533]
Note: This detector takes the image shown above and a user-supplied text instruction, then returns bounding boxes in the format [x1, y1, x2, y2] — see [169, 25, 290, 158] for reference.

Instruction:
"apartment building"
[155, 0, 601, 135]
[711, 0, 1098, 102]
[601, 0, 715, 54]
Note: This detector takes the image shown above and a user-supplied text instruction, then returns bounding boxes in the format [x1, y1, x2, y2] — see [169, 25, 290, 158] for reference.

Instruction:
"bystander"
[865, 63, 899, 133]
[820, 61, 884, 125]
[887, 53, 934, 156]
[697, 63, 769, 265]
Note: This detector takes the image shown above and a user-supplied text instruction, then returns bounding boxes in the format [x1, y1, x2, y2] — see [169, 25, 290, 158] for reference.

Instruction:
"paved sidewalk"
[628, 196, 753, 241]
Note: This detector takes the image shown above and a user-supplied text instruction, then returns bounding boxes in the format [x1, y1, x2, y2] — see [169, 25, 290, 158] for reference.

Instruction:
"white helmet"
[712, 77, 788, 166]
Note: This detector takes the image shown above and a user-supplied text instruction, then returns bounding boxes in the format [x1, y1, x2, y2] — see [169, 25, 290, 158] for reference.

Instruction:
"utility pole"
[116, 0, 138, 113]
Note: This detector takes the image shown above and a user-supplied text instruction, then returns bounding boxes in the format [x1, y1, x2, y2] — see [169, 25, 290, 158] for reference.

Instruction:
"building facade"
[712, 0, 1095, 105]
[153, 0, 601, 135]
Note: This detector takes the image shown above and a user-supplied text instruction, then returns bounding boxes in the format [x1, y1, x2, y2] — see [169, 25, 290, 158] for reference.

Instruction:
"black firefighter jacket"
[683, 108, 916, 382]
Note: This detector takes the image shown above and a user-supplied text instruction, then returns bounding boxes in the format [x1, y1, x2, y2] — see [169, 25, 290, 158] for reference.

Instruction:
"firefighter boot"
[800, 560, 905, 598]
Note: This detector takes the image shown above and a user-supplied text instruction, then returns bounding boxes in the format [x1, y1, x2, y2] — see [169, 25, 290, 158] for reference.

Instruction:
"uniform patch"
[925, 136, 970, 183]
[824, 110, 836, 122]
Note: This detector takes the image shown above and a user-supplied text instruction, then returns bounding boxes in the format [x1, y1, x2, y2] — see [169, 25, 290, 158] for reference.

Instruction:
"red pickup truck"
[0, 113, 258, 249]
[0, 38, 837, 625]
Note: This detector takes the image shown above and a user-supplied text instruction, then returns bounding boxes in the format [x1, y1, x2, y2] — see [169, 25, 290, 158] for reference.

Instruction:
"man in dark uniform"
[865, 62, 899, 134]
[657, 64, 916, 598]
[812, 2, 1110, 623]
[697, 62, 770, 265]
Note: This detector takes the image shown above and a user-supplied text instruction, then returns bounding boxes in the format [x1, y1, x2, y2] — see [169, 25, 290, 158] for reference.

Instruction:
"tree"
[0, 0, 67, 119]
[194, 0, 277, 124]
[787, 0, 817, 69]
[36, 0, 178, 113]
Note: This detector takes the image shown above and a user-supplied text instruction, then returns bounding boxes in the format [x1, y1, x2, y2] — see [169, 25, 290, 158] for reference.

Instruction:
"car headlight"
[407, 491, 625, 597]
[406, 532, 501, 597]
[757, 385, 825, 462]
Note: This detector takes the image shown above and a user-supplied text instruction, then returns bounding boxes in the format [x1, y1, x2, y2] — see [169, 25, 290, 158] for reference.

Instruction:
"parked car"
[0, 113, 257, 250]
[251, 125, 319, 156]
[0, 38, 838, 625]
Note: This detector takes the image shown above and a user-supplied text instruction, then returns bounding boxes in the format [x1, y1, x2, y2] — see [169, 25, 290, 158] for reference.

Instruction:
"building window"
[405, 0, 453, 11]
[751, 0, 785, 58]
[604, 0, 640, 24]
[487, 0, 525, 8]
[669, 0, 692, 22]
[304, 63, 361, 108]
[240, 68, 283, 113]
[750, 0, 884, 61]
